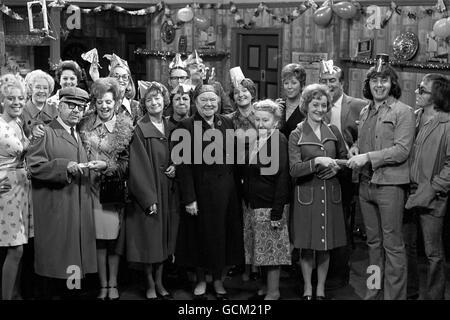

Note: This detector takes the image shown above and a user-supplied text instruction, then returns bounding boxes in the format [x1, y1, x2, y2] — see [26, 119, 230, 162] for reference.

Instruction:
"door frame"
[231, 28, 283, 97]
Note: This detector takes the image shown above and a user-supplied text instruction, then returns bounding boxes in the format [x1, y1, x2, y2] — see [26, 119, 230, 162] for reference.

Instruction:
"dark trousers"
[359, 182, 407, 300]
[403, 208, 446, 300]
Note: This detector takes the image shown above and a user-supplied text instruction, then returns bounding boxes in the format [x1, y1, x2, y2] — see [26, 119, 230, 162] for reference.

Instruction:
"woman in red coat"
[289, 84, 347, 300]
[125, 82, 178, 300]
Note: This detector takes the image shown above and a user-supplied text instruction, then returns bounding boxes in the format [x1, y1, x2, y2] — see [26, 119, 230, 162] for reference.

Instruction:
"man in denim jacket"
[348, 55, 415, 300]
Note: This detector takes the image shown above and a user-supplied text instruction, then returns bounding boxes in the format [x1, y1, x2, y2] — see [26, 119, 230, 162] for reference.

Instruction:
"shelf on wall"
[341, 58, 450, 74]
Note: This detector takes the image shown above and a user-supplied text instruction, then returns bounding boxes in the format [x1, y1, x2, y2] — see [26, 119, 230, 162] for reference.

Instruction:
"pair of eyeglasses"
[170, 76, 187, 81]
[64, 102, 86, 112]
[417, 84, 432, 95]
[113, 74, 129, 81]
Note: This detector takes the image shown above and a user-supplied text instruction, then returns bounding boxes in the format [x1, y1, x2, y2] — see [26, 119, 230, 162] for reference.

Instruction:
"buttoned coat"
[289, 120, 347, 251]
[124, 114, 179, 264]
[26, 119, 97, 279]
[175, 112, 244, 270]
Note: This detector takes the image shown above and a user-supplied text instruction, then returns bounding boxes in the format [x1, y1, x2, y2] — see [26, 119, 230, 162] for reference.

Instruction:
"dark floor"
[112, 238, 450, 300]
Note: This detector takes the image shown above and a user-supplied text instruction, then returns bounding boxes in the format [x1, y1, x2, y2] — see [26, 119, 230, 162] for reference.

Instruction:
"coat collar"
[50, 118, 79, 148]
[193, 111, 224, 130]
[25, 100, 54, 119]
[297, 120, 338, 146]
[137, 113, 167, 139]
[92, 114, 116, 133]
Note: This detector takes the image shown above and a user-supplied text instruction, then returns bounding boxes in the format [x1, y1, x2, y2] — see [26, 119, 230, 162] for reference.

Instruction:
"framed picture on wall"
[357, 39, 373, 57]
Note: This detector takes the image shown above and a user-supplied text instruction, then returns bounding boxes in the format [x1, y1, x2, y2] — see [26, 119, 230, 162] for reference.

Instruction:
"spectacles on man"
[63, 102, 86, 112]
[170, 76, 187, 81]
[113, 74, 129, 81]
[416, 84, 432, 95]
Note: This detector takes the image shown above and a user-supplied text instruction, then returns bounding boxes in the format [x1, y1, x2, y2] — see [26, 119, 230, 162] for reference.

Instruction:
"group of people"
[0, 50, 449, 301]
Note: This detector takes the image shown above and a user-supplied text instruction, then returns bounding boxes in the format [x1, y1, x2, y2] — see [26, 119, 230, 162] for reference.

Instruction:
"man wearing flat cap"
[26, 87, 97, 297]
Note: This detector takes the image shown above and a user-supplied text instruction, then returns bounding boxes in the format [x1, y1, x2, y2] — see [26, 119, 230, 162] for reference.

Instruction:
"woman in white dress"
[0, 76, 33, 300]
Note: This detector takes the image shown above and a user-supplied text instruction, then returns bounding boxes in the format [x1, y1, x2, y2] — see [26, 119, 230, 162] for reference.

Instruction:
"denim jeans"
[359, 182, 407, 300]
[403, 207, 446, 300]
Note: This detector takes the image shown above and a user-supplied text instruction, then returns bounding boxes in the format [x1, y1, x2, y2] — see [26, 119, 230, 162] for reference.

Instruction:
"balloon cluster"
[313, 1, 359, 27]
[433, 17, 450, 39]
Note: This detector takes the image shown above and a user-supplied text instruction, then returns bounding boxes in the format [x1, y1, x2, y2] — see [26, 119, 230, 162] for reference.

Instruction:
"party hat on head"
[185, 50, 203, 66]
[375, 53, 390, 73]
[229, 66, 245, 88]
[319, 59, 341, 77]
[169, 53, 186, 71]
[103, 53, 130, 72]
[138, 80, 152, 99]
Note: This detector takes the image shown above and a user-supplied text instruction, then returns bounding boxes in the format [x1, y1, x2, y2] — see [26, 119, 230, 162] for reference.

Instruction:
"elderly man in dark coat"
[26, 87, 97, 296]
[174, 84, 244, 300]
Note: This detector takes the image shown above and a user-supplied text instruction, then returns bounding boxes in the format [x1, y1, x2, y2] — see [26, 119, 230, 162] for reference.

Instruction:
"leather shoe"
[302, 295, 313, 300]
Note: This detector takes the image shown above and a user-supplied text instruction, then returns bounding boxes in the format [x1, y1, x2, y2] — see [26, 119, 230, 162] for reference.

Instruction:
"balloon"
[433, 18, 450, 38]
[177, 7, 194, 23]
[194, 15, 209, 31]
[333, 2, 357, 19]
[313, 6, 333, 27]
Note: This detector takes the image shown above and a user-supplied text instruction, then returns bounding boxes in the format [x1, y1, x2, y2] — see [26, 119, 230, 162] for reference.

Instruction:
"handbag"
[99, 173, 128, 206]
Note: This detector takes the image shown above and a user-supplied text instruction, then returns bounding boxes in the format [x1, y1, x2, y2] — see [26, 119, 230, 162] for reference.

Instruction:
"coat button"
[321, 226, 325, 229]
[321, 239, 325, 242]
[321, 186, 324, 190]
[321, 200, 325, 203]
[320, 147, 324, 150]
[321, 213, 325, 216]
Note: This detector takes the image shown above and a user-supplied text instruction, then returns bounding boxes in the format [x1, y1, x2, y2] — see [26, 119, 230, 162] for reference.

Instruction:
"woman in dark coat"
[174, 84, 244, 300]
[279, 63, 307, 138]
[289, 84, 347, 300]
[125, 81, 178, 300]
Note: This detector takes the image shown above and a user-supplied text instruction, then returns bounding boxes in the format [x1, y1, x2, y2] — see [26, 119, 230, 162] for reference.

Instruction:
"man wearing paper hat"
[184, 50, 234, 114]
[168, 53, 189, 95]
[319, 59, 368, 249]
[348, 54, 415, 300]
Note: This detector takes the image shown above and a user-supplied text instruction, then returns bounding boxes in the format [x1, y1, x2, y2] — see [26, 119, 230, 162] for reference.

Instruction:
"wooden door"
[121, 29, 146, 83]
[232, 30, 281, 100]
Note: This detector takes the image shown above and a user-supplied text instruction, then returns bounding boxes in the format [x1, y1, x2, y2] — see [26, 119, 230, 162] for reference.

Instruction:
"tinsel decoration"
[134, 48, 230, 61]
[344, 57, 450, 70]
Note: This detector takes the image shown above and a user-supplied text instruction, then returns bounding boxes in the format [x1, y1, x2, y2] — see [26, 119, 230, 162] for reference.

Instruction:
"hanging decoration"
[0, 3, 24, 20]
[380, 1, 402, 28]
[177, 5, 194, 22]
[344, 56, 450, 70]
[433, 18, 450, 39]
[134, 48, 230, 61]
[313, 1, 333, 27]
[333, 1, 358, 20]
